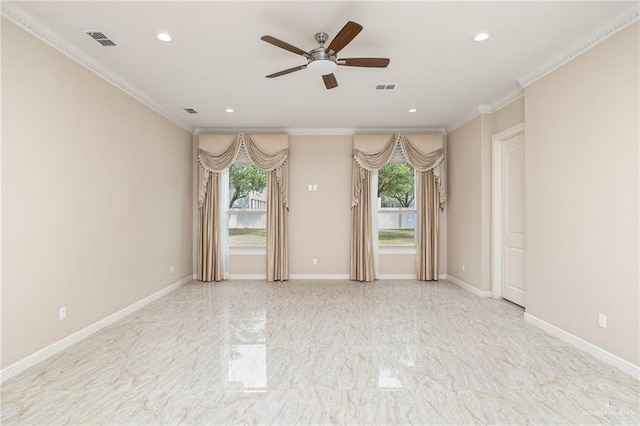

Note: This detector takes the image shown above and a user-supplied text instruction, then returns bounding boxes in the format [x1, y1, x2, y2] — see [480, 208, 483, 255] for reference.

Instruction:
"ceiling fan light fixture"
[307, 59, 337, 75]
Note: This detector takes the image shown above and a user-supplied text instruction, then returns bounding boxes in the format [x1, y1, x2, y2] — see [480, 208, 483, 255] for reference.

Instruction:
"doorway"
[491, 123, 525, 306]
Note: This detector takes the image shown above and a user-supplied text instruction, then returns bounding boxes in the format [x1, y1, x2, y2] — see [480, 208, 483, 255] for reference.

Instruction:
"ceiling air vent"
[376, 83, 397, 90]
[85, 31, 117, 47]
[184, 108, 198, 114]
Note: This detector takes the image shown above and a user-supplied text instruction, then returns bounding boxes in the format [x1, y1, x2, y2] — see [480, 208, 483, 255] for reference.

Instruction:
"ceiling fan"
[261, 21, 390, 90]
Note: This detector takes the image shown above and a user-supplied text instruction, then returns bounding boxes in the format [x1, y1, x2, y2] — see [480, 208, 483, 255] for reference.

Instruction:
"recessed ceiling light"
[408, 108, 418, 113]
[156, 32, 172, 42]
[473, 32, 491, 42]
[225, 108, 234, 113]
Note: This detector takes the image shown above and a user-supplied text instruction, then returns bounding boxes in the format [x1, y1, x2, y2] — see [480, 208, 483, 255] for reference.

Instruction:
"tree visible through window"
[228, 163, 267, 247]
[378, 162, 416, 246]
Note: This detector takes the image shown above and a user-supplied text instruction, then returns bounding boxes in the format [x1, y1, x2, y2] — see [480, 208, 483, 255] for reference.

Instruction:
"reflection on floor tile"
[2, 279, 639, 425]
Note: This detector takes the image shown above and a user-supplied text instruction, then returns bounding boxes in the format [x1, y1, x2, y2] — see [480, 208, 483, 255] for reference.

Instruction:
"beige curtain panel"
[350, 165, 376, 281]
[198, 172, 225, 282]
[197, 133, 289, 282]
[351, 133, 445, 282]
[350, 134, 397, 281]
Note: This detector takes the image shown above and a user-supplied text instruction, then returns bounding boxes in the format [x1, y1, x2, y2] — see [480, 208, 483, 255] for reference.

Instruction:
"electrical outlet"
[462, 264, 466, 272]
[169, 265, 175, 273]
[313, 184, 318, 191]
[598, 313, 607, 329]
[308, 184, 313, 191]
[312, 258, 318, 266]
[59, 306, 66, 321]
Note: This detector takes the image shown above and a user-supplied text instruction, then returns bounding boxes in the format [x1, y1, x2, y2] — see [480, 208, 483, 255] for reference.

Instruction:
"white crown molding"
[518, 3, 639, 87]
[446, 108, 483, 134]
[195, 127, 447, 136]
[477, 104, 492, 114]
[446, 87, 525, 133]
[490, 87, 524, 112]
[524, 313, 640, 380]
[0, 1, 194, 133]
[0, 274, 192, 383]
[287, 128, 359, 136]
[195, 128, 289, 135]
[289, 127, 448, 136]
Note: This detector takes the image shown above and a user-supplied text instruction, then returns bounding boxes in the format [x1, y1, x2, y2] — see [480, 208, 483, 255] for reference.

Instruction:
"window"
[377, 162, 416, 246]
[228, 163, 267, 247]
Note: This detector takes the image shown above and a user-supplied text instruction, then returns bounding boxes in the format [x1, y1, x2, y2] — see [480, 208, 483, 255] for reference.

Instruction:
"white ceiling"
[6, 1, 637, 132]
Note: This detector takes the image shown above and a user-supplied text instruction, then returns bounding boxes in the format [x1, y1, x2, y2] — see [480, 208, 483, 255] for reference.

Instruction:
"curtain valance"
[198, 133, 289, 174]
[198, 133, 289, 209]
[352, 133, 445, 210]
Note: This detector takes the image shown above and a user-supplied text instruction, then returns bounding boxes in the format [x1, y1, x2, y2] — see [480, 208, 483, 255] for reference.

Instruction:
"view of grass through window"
[378, 162, 416, 246]
[228, 163, 267, 247]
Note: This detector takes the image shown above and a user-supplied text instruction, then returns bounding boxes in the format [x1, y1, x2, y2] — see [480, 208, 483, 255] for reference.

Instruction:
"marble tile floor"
[1, 279, 638, 425]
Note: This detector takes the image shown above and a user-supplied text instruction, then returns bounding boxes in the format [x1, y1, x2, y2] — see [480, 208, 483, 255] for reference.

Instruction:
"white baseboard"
[220, 274, 450, 281]
[377, 274, 447, 280]
[289, 274, 351, 280]
[378, 274, 417, 279]
[0, 275, 193, 384]
[524, 313, 639, 380]
[446, 274, 493, 297]
[228, 274, 267, 280]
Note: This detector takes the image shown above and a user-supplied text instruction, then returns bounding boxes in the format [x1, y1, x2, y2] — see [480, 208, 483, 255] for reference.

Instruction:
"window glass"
[228, 163, 267, 247]
[377, 162, 416, 246]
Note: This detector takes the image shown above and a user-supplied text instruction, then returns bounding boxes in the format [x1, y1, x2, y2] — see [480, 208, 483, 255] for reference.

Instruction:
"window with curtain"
[351, 132, 445, 282]
[228, 163, 267, 247]
[197, 132, 289, 282]
[377, 162, 416, 246]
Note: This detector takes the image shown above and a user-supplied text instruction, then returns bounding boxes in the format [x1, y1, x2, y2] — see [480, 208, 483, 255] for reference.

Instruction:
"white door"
[501, 133, 525, 306]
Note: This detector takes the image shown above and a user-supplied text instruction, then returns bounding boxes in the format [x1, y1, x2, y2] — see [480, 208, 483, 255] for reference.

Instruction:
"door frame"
[491, 122, 525, 299]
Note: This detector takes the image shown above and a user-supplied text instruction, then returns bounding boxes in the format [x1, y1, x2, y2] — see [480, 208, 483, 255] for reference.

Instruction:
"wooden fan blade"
[323, 73, 338, 89]
[266, 64, 307, 78]
[327, 21, 363, 54]
[261, 35, 309, 57]
[338, 58, 390, 68]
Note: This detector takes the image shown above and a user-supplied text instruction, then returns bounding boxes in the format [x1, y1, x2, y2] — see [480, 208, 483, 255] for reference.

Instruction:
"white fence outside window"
[378, 208, 416, 230]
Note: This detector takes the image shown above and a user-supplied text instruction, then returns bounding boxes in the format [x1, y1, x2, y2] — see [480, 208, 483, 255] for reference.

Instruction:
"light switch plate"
[598, 313, 607, 328]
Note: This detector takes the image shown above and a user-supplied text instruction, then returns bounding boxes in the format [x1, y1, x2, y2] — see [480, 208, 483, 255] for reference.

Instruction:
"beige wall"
[289, 135, 353, 275]
[492, 97, 525, 134]
[525, 23, 639, 365]
[446, 117, 484, 287]
[1, 20, 193, 368]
